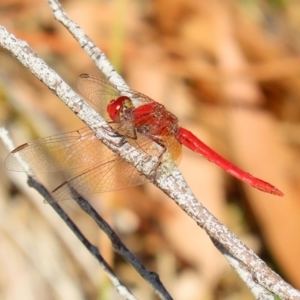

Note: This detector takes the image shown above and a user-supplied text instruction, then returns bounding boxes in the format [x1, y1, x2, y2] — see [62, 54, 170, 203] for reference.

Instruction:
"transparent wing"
[162, 135, 182, 166]
[5, 127, 110, 172]
[48, 134, 182, 202]
[48, 157, 148, 202]
[77, 74, 155, 119]
[6, 126, 181, 201]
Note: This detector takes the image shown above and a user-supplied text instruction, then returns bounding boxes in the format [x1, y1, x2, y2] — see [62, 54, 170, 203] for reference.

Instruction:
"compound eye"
[107, 99, 121, 122]
[107, 96, 133, 122]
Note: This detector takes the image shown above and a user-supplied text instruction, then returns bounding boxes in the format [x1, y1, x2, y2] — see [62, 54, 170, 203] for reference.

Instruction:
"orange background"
[0, 0, 299, 299]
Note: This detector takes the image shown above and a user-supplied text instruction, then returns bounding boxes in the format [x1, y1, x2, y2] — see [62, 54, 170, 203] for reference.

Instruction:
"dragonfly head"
[107, 96, 133, 122]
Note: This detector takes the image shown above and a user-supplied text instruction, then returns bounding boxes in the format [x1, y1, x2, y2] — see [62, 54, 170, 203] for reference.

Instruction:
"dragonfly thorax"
[132, 102, 179, 137]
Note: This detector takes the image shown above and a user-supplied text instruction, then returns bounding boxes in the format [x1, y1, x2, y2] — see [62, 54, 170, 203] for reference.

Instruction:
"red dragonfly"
[5, 74, 283, 201]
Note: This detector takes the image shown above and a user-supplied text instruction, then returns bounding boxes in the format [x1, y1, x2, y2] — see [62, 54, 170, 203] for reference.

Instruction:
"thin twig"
[0, 128, 137, 300]
[0, 1, 299, 299]
[74, 194, 173, 300]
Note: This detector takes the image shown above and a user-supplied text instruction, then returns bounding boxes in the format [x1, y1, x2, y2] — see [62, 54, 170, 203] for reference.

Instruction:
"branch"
[0, 1, 298, 298]
[211, 238, 277, 300]
[0, 128, 137, 300]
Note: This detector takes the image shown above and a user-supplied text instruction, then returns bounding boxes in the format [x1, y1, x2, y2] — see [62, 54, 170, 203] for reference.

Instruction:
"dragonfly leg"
[93, 122, 139, 148]
[93, 123, 136, 147]
[146, 137, 168, 180]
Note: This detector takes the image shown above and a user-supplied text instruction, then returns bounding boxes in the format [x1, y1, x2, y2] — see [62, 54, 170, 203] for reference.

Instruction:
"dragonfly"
[5, 74, 283, 202]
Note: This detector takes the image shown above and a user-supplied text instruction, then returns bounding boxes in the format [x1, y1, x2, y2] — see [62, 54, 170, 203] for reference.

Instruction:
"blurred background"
[0, 0, 300, 299]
